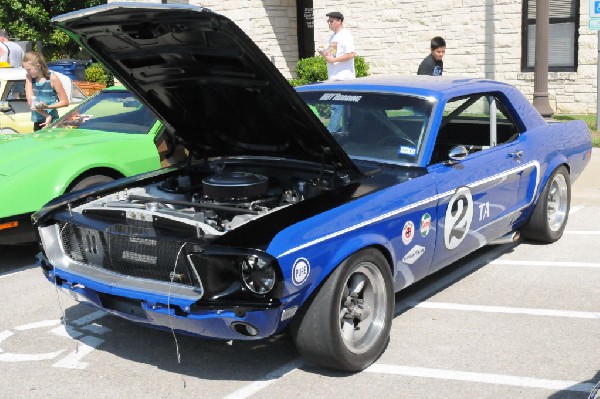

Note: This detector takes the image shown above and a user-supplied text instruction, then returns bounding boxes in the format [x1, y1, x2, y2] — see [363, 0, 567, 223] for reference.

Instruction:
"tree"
[0, 0, 106, 60]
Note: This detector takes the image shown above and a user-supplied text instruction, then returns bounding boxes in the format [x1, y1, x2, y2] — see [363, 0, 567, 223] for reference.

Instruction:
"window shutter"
[528, 0, 577, 19]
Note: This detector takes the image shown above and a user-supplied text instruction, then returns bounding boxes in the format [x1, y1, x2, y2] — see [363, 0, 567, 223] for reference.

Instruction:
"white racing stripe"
[490, 259, 600, 269]
[404, 301, 600, 319]
[365, 364, 596, 393]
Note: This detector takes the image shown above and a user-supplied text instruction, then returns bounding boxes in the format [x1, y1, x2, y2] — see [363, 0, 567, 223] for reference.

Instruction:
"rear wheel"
[291, 248, 394, 371]
[69, 175, 114, 193]
[522, 166, 570, 243]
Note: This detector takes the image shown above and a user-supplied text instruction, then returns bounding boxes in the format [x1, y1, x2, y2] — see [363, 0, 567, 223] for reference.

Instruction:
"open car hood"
[52, 3, 358, 173]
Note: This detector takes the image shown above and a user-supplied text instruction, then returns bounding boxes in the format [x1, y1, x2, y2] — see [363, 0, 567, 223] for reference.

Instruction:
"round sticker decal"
[420, 213, 432, 237]
[292, 258, 310, 286]
[402, 220, 415, 245]
[444, 186, 474, 249]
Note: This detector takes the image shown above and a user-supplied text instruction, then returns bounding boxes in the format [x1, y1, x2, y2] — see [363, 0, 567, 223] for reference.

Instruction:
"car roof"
[0, 67, 26, 81]
[296, 75, 517, 102]
[296, 75, 547, 130]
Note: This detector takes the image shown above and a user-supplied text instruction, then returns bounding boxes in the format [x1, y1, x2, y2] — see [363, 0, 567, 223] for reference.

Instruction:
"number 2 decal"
[444, 186, 474, 249]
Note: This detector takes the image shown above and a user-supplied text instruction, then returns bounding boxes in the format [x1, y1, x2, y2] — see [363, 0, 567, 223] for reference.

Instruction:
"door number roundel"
[444, 186, 474, 249]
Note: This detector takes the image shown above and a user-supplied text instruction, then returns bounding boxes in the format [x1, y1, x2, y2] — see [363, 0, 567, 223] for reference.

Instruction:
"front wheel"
[522, 165, 570, 243]
[291, 248, 394, 371]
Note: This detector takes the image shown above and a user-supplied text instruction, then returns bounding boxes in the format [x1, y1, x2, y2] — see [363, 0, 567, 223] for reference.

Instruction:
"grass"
[553, 114, 600, 147]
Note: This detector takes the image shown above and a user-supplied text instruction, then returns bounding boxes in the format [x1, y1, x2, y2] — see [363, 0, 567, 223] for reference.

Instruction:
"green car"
[0, 86, 182, 244]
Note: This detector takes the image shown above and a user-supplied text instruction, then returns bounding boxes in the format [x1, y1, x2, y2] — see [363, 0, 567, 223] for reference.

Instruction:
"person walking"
[417, 36, 446, 76]
[319, 11, 356, 133]
[0, 29, 24, 68]
[23, 51, 69, 131]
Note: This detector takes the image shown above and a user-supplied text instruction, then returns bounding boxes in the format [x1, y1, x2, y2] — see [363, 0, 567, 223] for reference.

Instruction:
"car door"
[427, 93, 537, 274]
[0, 80, 33, 134]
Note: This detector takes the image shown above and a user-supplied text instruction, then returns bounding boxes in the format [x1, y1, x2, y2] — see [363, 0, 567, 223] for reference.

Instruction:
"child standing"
[23, 51, 69, 131]
[417, 36, 446, 76]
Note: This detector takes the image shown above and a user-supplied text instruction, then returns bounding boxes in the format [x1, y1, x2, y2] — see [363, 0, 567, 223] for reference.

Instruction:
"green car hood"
[0, 129, 144, 177]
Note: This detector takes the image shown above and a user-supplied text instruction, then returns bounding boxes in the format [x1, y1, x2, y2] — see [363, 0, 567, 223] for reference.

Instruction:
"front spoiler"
[38, 253, 285, 340]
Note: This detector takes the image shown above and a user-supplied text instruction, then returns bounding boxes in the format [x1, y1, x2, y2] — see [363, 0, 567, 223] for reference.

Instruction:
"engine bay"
[70, 163, 339, 239]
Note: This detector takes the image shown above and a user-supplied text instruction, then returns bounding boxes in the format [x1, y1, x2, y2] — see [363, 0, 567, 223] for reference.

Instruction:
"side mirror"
[0, 100, 11, 113]
[443, 145, 469, 165]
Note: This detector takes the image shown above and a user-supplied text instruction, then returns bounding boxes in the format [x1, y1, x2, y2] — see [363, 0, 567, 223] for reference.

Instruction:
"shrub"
[84, 62, 114, 86]
[290, 55, 370, 87]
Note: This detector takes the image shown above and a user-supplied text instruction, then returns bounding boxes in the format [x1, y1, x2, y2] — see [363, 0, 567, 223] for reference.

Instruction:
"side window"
[5, 81, 26, 101]
[431, 93, 521, 164]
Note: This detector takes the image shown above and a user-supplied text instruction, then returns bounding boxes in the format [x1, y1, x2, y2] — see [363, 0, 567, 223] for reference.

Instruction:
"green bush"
[84, 62, 114, 86]
[290, 55, 370, 87]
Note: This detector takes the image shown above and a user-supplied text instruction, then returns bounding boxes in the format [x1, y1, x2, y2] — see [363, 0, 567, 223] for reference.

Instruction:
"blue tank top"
[31, 72, 59, 122]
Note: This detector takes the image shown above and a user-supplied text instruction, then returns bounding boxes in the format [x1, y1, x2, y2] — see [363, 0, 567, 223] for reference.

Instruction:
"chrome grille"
[58, 222, 199, 286]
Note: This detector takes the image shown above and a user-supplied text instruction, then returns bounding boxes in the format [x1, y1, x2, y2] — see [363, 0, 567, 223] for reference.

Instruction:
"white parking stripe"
[490, 259, 600, 269]
[0, 266, 32, 279]
[564, 230, 600, 235]
[15, 320, 61, 330]
[222, 359, 302, 399]
[569, 205, 584, 215]
[365, 364, 596, 393]
[404, 301, 600, 319]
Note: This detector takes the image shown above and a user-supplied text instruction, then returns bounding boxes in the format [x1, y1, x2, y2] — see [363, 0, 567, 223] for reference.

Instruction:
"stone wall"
[312, 0, 597, 114]
[109, 0, 598, 114]
[193, 0, 299, 79]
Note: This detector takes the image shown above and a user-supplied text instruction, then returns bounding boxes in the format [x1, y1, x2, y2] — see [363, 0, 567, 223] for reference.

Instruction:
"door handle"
[507, 150, 524, 159]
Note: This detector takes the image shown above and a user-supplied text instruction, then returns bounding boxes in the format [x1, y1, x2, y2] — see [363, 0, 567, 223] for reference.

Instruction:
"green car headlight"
[240, 254, 276, 295]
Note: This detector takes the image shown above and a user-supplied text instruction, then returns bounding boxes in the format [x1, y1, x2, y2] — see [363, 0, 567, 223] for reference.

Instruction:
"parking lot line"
[490, 259, 600, 269]
[222, 359, 302, 399]
[0, 266, 31, 279]
[403, 301, 600, 319]
[364, 364, 596, 393]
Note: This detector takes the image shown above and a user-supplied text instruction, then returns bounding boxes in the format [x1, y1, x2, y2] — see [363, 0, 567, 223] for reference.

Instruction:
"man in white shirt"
[0, 29, 24, 68]
[319, 11, 356, 132]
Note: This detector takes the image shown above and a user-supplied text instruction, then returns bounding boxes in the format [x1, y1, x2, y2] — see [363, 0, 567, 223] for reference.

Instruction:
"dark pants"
[33, 122, 43, 131]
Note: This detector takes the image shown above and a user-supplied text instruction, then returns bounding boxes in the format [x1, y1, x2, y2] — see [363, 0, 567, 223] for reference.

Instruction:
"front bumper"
[0, 213, 35, 245]
[37, 251, 288, 340]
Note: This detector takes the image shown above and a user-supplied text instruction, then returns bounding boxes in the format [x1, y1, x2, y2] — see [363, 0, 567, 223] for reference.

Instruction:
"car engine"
[72, 168, 326, 239]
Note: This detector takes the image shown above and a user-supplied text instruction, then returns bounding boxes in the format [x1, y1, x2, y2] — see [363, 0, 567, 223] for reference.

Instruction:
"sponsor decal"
[399, 146, 417, 156]
[318, 93, 362, 102]
[479, 201, 490, 221]
[420, 213, 431, 237]
[444, 186, 474, 249]
[402, 245, 425, 265]
[402, 220, 415, 245]
[292, 258, 310, 286]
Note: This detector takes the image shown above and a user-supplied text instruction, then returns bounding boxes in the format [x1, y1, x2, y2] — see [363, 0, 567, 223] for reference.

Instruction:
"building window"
[522, 0, 579, 72]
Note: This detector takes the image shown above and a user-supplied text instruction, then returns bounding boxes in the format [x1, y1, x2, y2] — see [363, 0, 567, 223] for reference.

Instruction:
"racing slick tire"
[522, 165, 570, 243]
[291, 248, 394, 371]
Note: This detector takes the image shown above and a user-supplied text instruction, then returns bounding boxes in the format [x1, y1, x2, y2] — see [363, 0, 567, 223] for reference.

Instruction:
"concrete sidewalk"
[571, 147, 600, 206]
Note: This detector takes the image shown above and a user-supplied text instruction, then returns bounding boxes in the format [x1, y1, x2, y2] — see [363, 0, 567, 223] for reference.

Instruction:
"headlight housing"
[240, 254, 276, 295]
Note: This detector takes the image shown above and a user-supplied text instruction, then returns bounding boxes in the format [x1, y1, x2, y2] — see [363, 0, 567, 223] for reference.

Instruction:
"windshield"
[52, 90, 158, 134]
[298, 91, 433, 164]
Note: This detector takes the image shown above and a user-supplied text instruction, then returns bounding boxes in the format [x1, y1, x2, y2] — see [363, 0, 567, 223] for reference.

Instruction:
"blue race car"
[34, 3, 592, 371]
